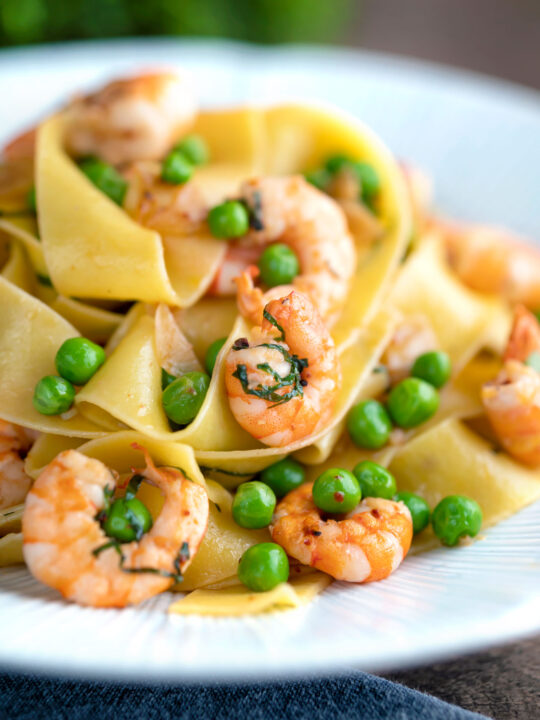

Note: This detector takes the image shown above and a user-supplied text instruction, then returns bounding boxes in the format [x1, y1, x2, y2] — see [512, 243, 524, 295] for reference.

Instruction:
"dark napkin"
[0, 670, 491, 720]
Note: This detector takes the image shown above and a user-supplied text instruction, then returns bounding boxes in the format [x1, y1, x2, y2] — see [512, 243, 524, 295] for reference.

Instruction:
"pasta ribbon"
[388, 235, 511, 371]
[389, 419, 540, 552]
[169, 572, 332, 616]
[36, 114, 225, 305]
[0, 533, 23, 567]
[262, 105, 412, 347]
[0, 277, 105, 437]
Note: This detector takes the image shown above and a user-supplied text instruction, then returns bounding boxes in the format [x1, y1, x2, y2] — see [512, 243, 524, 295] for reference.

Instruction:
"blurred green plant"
[0, 0, 354, 46]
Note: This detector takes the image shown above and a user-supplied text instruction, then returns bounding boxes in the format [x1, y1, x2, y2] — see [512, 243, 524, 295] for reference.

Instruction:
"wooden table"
[383, 635, 540, 719]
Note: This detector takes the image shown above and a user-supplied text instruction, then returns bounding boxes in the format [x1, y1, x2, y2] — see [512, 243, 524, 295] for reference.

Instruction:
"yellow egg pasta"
[388, 235, 511, 371]
[0, 277, 105, 436]
[3, 82, 538, 615]
[0, 533, 23, 567]
[169, 571, 332, 616]
[37, 114, 225, 305]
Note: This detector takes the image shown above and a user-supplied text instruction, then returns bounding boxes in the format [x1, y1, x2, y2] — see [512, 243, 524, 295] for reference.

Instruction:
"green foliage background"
[0, 0, 353, 46]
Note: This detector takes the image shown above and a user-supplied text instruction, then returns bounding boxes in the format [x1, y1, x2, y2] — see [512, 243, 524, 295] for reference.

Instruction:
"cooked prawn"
[482, 306, 540, 466]
[0, 420, 34, 510]
[323, 167, 384, 248]
[230, 176, 356, 326]
[64, 72, 197, 165]
[438, 221, 540, 308]
[22, 447, 209, 607]
[123, 159, 207, 234]
[271, 483, 412, 582]
[381, 314, 438, 383]
[225, 286, 340, 447]
[401, 163, 433, 233]
[207, 244, 261, 296]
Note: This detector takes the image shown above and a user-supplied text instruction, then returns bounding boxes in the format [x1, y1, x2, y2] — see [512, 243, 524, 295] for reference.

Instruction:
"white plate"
[0, 39, 539, 682]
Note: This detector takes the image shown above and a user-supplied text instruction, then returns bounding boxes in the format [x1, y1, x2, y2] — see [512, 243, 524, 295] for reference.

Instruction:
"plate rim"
[0, 38, 539, 682]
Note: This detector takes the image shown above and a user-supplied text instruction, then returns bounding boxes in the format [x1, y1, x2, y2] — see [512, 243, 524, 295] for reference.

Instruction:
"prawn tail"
[504, 305, 540, 363]
[235, 266, 265, 324]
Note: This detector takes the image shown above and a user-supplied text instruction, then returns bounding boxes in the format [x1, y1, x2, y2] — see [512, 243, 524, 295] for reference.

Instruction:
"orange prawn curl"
[0, 420, 35, 510]
[64, 72, 197, 165]
[439, 221, 540, 309]
[22, 447, 209, 607]
[482, 306, 540, 467]
[238, 176, 356, 326]
[271, 483, 412, 582]
[225, 285, 341, 447]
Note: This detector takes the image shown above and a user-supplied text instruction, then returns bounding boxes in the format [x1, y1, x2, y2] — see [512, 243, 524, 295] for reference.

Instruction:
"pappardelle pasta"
[1, 71, 539, 613]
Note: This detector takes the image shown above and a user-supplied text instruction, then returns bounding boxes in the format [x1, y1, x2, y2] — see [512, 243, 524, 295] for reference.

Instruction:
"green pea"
[387, 378, 439, 428]
[232, 481, 276, 529]
[304, 168, 331, 191]
[258, 243, 300, 287]
[347, 399, 393, 449]
[161, 368, 177, 390]
[238, 542, 289, 592]
[352, 460, 396, 500]
[325, 154, 350, 174]
[208, 200, 249, 239]
[205, 337, 227, 375]
[431, 495, 483, 547]
[161, 149, 194, 184]
[26, 186, 37, 213]
[103, 497, 153, 543]
[312, 468, 361, 514]
[394, 491, 430, 534]
[33, 375, 75, 415]
[411, 351, 452, 388]
[525, 351, 540, 373]
[55, 337, 106, 385]
[534, 310, 540, 324]
[79, 158, 127, 206]
[351, 161, 381, 202]
[174, 134, 209, 166]
[260, 457, 305, 498]
[162, 371, 210, 425]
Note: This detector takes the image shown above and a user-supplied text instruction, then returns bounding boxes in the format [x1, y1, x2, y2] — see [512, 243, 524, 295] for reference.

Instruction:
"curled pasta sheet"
[22, 431, 272, 591]
[0, 533, 23, 566]
[0, 277, 105, 437]
[76, 314, 260, 450]
[36, 114, 225, 305]
[0, 217, 47, 277]
[25, 433, 85, 479]
[389, 419, 540, 553]
[1, 239, 36, 294]
[169, 572, 332, 616]
[388, 236, 511, 371]
[0, 220, 123, 343]
[262, 104, 412, 349]
[186, 107, 265, 205]
[0, 504, 23, 536]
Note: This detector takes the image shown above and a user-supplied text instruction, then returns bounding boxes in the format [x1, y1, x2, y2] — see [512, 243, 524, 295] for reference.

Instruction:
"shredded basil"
[92, 539, 186, 583]
[232, 342, 308, 407]
[247, 190, 264, 231]
[263, 308, 285, 341]
[95, 485, 114, 524]
[36, 273, 53, 287]
[125, 474, 144, 500]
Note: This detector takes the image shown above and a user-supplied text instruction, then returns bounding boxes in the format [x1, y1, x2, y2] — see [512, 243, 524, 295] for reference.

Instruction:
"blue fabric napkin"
[0, 671, 490, 719]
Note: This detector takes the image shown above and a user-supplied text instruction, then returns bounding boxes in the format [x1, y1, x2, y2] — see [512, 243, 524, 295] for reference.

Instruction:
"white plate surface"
[0, 39, 539, 682]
